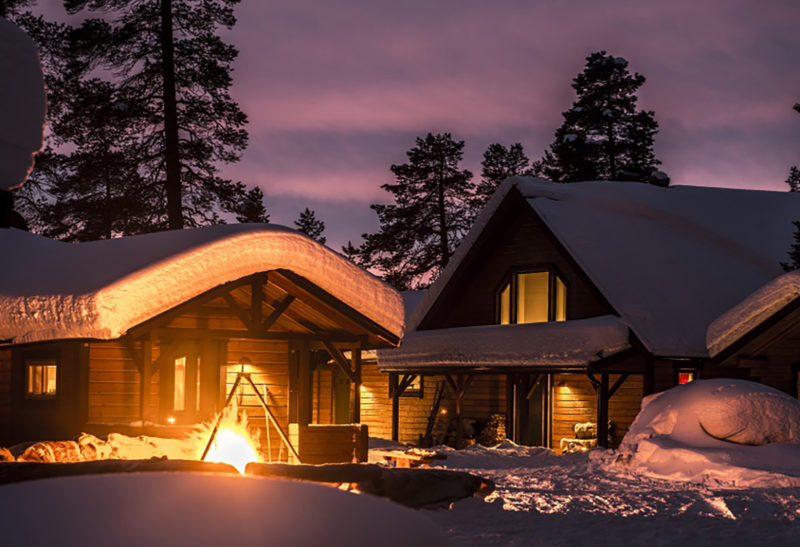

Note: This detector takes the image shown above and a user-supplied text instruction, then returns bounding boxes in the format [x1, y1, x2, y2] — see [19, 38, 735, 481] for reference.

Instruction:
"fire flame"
[200, 405, 261, 474]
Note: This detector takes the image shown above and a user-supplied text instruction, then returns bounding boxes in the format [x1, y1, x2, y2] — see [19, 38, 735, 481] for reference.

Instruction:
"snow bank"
[0, 18, 46, 191]
[613, 379, 800, 487]
[0, 224, 404, 344]
[378, 316, 629, 370]
[707, 271, 800, 357]
[409, 177, 798, 358]
[0, 473, 446, 546]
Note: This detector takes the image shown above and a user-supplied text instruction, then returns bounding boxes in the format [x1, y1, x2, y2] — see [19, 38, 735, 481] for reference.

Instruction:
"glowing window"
[26, 359, 57, 397]
[678, 369, 697, 385]
[174, 356, 186, 411]
[498, 270, 567, 324]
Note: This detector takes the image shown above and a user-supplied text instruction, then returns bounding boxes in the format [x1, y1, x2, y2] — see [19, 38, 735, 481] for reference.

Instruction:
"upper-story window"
[498, 269, 567, 324]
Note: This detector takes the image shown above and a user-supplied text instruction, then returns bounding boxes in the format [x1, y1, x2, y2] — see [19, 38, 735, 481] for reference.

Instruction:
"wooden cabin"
[364, 177, 800, 451]
[0, 224, 404, 464]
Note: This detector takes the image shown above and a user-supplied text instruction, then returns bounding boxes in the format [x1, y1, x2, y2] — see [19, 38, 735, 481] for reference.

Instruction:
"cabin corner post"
[139, 335, 153, 423]
[597, 372, 610, 448]
[389, 372, 399, 441]
[297, 339, 312, 426]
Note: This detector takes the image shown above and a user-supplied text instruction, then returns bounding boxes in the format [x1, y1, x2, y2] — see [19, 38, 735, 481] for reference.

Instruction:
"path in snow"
[426, 445, 800, 546]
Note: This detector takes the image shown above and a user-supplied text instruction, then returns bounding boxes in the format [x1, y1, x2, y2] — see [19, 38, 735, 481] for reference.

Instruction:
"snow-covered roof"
[706, 271, 800, 357]
[0, 19, 46, 191]
[377, 316, 630, 370]
[0, 224, 404, 344]
[409, 177, 799, 358]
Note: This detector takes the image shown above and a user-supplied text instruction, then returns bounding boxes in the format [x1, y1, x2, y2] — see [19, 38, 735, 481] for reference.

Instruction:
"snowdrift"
[612, 379, 800, 487]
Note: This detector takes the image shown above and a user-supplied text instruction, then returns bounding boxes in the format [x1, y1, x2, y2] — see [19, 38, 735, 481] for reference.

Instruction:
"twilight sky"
[42, 0, 800, 249]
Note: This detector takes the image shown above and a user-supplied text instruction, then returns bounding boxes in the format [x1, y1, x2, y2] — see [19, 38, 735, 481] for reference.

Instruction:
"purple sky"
[42, 0, 800, 249]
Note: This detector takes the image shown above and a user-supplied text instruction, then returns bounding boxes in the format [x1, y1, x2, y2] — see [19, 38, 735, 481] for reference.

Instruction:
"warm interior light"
[167, 416, 176, 425]
[440, 408, 447, 415]
[203, 427, 260, 474]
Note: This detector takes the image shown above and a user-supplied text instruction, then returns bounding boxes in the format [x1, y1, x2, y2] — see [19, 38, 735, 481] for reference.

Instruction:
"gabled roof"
[409, 177, 799, 358]
[0, 224, 404, 344]
[378, 315, 630, 371]
[707, 271, 800, 357]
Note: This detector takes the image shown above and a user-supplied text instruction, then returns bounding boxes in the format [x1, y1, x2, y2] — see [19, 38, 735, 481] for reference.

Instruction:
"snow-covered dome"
[613, 379, 800, 487]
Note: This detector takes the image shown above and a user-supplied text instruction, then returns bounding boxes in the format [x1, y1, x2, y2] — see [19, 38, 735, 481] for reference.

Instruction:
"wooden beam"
[251, 277, 264, 328]
[261, 295, 295, 332]
[525, 373, 541, 400]
[608, 373, 630, 398]
[352, 348, 361, 423]
[597, 372, 610, 448]
[322, 341, 357, 384]
[297, 341, 312, 426]
[153, 327, 361, 343]
[390, 373, 400, 441]
[222, 293, 253, 332]
[140, 336, 153, 422]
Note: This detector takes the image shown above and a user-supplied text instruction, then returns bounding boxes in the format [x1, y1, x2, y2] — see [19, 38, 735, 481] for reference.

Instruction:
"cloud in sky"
[39, 0, 800, 249]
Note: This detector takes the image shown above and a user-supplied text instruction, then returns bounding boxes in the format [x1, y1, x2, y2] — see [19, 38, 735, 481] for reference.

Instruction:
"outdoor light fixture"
[239, 356, 252, 374]
[167, 416, 176, 425]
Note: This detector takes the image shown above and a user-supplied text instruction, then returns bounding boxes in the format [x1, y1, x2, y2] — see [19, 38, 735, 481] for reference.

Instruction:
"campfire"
[200, 409, 261, 474]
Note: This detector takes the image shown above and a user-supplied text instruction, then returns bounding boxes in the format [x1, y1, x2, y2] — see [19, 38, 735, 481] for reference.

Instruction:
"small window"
[497, 269, 567, 324]
[677, 368, 697, 385]
[174, 356, 186, 411]
[400, 375, 424, 399]
[26, 359, 58, 397]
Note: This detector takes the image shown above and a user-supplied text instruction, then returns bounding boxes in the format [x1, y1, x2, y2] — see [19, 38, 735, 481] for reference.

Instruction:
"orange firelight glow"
[203, 427, 261, 474]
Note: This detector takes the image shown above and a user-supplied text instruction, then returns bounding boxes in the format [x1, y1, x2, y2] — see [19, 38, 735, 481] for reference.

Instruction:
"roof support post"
[350, 347, 362, 424]
[296, 340, 312, 426]
[446, 373, 473, 448]
[597, 372, 609, 448]
[389, 372, 400, 441]
[139, 335, 153, 422]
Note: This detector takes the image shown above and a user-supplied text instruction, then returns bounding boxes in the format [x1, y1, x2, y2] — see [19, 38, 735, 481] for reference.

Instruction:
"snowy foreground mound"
[611, 379, 800, 487]
[0, 473, 446, 547]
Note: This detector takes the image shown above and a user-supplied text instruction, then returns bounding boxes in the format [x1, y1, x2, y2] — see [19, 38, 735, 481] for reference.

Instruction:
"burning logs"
[245, 462, 495, 508]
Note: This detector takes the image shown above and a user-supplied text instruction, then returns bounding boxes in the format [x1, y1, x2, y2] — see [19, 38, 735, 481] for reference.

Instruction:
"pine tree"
[787, 166, 800, 192]
[64, 0, 248, 230]
[235, 186, 270, 223]
[0, 0, 33, 18]
[538, 51, 665, 183]
[294, 208, 326, 244]
[472, 143, 532, 210]
[782, 103, 800, 270]
[341, 240, 360, 262]
[358, 133, 474, 290]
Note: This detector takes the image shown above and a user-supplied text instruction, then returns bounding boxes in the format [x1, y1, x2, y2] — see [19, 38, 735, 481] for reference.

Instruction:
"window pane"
[555, 277, 567, 322]
[45, 365, 57, 394]
[195, 357, 201, 411]
[678, 371, 695, 385]
[516, 272, 549, 324]
[499, 282, 511, 324]
[174, 357, 186, 411]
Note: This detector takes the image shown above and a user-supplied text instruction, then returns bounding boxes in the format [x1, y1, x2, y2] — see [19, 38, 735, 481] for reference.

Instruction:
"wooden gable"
[418, 189, 616, 330]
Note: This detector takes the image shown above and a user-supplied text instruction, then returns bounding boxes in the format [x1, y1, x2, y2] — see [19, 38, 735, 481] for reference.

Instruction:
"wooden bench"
[371, 449, 447, 468]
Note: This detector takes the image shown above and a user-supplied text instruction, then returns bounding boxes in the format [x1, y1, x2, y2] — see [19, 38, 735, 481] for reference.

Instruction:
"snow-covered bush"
[611, 379, 800, 487]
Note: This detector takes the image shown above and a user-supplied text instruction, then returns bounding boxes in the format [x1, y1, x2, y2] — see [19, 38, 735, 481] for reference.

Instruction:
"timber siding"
[420, 191, 615, 330]
[88, 341, 143, 423]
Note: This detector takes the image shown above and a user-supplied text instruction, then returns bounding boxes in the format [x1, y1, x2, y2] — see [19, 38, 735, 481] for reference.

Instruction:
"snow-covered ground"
[427, 443, 800, 546]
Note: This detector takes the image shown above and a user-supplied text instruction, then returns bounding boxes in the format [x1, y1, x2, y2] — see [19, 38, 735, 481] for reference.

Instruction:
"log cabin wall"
[550, 373, 642, 451]
[0, 349, 10, 441]
[87, 341, 142, 424]
[419, 192, 615, 331]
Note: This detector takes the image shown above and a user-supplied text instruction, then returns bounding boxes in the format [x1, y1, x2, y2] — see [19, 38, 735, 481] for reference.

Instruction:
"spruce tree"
[64, 0, 248, 230]
[782, 103, 800, 270]
[473, 142, 532, 210]
[235, 186, 270, 223]
[538, 51, 665, 183]
[358, 133, 474, 290]
[0, 0, 32, 18]
[294, 208, 326, 244]
[787, 167, 800, 193]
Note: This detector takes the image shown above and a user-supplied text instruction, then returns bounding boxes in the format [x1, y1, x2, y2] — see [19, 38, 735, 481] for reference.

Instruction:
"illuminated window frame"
[675, 366, 700, 386]
[497, 267, 568, 325]
[400, 375, 424, 399]
[25, 358, 58, 399]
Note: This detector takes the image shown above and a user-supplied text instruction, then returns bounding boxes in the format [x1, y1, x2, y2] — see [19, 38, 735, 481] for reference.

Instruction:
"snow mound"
[0, 18, 46, 191]
[614, 379, 800, 487]
[707, 271, 800, 357]
[0, 473, 447, 546]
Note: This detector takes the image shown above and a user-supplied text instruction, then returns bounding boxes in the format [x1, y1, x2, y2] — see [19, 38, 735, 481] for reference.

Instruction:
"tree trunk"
[437, 155, 449, 268]
[160, 0, 182, 229]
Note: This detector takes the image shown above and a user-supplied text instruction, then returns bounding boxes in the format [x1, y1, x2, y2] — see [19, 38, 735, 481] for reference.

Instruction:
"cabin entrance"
[509, 373, 549, 447]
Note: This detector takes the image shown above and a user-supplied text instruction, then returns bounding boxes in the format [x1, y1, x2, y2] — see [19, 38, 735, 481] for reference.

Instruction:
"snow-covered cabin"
[374, 177, 800, 450]
[0, 223, 404, 463]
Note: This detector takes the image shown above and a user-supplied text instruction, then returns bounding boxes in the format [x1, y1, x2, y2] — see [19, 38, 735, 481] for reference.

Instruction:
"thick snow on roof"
[707, 271, 800, 357]
[410, 177, 799, 357]
[0, 19, 46, 191]
[0, 224, 404, 344]
[378, 316, 629, 370]
[614, 379, 800, 487]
